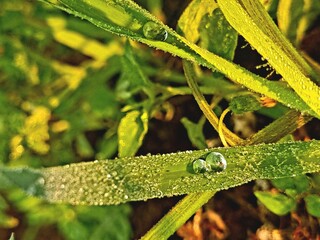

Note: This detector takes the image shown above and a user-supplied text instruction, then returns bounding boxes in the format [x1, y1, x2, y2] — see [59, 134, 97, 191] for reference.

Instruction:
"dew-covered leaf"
[217, 0, 320, 118]
[2, 140, 317, 205]
[254, 191, 296, 216]
[41, 0, 319, 118]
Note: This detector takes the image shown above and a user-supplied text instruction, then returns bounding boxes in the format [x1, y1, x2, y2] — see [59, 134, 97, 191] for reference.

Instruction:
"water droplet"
[191, 152, 227, 174]
[205, 152, 227, 172]
[142, 21, 168, 41]
[192, 159, 208, 173]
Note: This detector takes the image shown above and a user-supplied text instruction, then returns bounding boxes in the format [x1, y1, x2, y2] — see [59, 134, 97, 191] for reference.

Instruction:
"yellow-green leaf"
[118, 110, 148, 157]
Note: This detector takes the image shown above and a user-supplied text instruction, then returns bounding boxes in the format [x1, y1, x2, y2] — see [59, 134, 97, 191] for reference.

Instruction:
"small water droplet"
[192, 159, 208, 173]
[142, 21, 168, 41]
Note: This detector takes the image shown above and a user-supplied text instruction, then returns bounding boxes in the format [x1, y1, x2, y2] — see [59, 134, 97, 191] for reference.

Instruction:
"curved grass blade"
[217, 0, 320, 118]
[40, 0, 319, 118]
[1, 140, 318, 205]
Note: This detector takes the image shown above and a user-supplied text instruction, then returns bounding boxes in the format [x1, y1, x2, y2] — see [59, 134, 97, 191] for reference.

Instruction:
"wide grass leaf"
[1, 140, 320, 205]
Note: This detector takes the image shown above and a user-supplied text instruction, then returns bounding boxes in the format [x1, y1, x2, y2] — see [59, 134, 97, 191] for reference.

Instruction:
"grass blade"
[1, 140, 319, 205]
[217, 0, 320, 118]
[40, 0, 319, 118]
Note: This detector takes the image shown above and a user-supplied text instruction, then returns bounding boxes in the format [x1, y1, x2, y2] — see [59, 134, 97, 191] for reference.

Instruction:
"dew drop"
[142, 21, 168, 41]
[205, 152, 227, 172]
[192, 159, 208, 173]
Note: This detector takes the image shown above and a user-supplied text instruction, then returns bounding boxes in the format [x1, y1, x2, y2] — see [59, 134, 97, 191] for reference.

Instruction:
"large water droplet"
[205, 152, 227, 172]
[142, 21, 168, 41]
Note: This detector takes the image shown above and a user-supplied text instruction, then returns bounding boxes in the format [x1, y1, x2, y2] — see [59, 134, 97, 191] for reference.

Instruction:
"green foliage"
[255, 175, 320, 218]
[180, 117, 206, 149]
[271, 175, 310, 197]
[1, 0, 320, 239]
[118, 109, 148, 157]
[277, 0, 320, 46]
[229, 94, 262, 114]
[305, 194, 320, 217]
[1, 141, 319, 206]
[254, 191, 296, 216]
[4, 190, 132, 240]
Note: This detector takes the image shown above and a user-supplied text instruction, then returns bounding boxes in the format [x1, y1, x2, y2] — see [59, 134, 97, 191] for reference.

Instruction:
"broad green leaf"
[181, 117, 206, 149]
[118, 109, 148, 157]
[229, 94, 262, 114]
[254, 191, 296, 216]
[271, 175, 310, 196]
[305, 194, 320, 217]
[217, 0, 320, 118]
[178, 0, 218, 43]
[1, 140, 319, 205]
[41, 0, 320, 118]
[198, 8, 238, 61]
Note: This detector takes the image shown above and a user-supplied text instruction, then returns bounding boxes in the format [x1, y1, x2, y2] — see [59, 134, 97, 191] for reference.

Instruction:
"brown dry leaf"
[177, 209, 203, 240]
[177, 208, 229, 240]
[203, 209, 229, 239]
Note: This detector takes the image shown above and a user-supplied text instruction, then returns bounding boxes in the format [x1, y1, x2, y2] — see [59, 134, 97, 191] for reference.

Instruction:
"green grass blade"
[217, 0, 320, 118]
[40, 0, 319, 118]
[141, 192, 215, 240]
[1, 140, 319, 205]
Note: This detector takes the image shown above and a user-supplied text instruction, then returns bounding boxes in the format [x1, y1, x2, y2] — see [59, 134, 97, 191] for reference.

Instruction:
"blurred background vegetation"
[1, 0, 199, 238]
[0, 0, 145, 238]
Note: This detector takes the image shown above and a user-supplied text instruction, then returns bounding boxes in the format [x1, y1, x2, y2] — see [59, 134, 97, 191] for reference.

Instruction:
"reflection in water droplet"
[192, 159, 208, 173]
[205, 152, 227, 172]
[191, 151, 227, 174]
[142, 21, 168, 41]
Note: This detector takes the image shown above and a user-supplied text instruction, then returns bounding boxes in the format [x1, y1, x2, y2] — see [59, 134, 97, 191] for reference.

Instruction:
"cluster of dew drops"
[192, 152, 227, 174]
